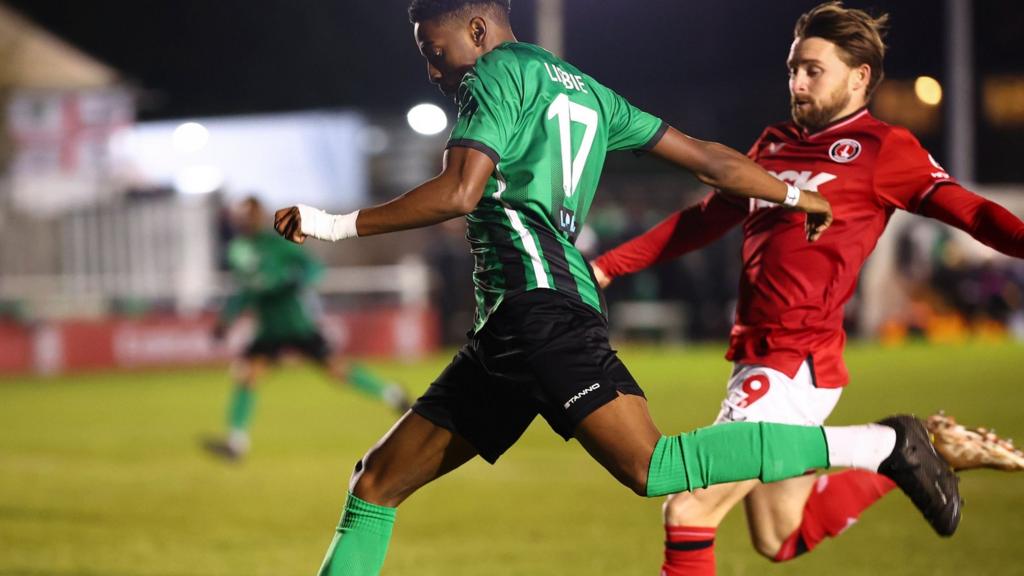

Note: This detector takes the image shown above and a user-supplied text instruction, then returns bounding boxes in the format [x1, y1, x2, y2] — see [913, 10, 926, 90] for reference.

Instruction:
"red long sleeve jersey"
[599, 108, 1023, 387]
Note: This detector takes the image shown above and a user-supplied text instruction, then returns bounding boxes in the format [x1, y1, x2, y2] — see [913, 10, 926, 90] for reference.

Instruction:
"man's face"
[414, 17, 485, 99]
[232, 201, 264, 236]
[787, 37, 857, 131]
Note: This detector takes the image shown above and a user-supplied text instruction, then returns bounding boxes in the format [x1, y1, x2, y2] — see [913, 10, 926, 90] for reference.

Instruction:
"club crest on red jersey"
[828, 138, 862, 163]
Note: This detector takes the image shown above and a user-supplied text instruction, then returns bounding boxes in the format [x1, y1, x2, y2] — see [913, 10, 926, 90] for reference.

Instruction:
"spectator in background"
[888, 224, 1024, 343]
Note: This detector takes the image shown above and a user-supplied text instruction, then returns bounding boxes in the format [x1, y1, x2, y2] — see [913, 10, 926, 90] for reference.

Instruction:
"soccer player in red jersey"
[592, 3, 1024, 574]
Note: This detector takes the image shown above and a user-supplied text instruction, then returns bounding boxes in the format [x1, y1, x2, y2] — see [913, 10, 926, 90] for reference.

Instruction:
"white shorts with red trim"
[713, 361, 842, 426]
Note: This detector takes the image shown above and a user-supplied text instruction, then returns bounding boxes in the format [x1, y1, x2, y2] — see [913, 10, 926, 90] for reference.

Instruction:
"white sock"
[383, 384, 408, 410]
[823, 424, 897, 471]
[228, 429, 250, 454]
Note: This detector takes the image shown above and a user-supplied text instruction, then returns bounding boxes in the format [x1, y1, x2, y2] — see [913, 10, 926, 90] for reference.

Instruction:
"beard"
[791, 83, 852, 132]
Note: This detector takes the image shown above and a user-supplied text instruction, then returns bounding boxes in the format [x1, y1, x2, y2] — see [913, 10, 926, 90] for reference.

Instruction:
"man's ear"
[852, 63, 871, 93]
[469, 16, 487, 46]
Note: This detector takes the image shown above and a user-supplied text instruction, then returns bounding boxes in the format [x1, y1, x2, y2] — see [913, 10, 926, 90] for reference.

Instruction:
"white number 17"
[546, 93, 597, 199]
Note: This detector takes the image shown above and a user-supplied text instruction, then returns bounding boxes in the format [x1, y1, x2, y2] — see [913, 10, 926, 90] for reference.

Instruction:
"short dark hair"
[240, 195, 263, 211]
[794, 1, 890, 98]
[408, 0, 511, 24]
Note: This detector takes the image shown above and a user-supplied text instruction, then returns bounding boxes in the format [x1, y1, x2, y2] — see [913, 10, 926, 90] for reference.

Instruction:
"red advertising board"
[0, 307, 438, 376]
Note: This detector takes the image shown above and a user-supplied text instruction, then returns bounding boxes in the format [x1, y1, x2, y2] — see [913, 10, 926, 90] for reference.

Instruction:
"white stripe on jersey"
[492, 167, 550, 289]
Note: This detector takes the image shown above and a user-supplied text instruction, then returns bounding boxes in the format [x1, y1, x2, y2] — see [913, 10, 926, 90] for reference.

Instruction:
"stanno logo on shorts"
[564, 383, 601, 409]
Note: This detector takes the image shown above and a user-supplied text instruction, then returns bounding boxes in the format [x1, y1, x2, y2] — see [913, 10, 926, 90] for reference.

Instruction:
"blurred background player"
[206, 196, 410, 460]
[592, 3, 1024, 575]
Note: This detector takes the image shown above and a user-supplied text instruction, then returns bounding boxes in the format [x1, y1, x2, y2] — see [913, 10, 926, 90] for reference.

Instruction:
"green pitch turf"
[1, 342, 1022, 576]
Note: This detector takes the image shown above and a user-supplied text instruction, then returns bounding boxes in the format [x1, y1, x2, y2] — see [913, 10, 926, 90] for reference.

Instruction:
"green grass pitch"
[1, 342, 1022, 575]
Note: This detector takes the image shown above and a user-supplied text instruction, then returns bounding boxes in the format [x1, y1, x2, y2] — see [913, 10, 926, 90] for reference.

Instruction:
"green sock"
[348, 364, 390, 400]
[318, 492, 396, 576]
[227, 385, 255, 431]
[646, 421, 830, 497]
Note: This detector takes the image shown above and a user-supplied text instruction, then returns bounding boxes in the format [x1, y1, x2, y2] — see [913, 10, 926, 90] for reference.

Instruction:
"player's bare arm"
[649, 127, 833, 241]
[274, 145, 494, 243]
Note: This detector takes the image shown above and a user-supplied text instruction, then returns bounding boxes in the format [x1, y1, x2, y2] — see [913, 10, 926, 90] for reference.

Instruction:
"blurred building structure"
[0, 5, 441, 375]
[0, 2, 134, 317]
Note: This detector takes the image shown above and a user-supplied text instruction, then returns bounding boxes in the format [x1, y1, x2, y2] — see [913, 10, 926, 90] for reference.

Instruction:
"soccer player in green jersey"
[205, 196, 410, 460]
[272, 2, 960, 573]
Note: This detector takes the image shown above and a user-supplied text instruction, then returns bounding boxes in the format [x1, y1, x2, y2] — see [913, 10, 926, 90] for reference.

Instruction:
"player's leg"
[318, 411, 478, 576]
[743, 476, 817, 558]
[656, 360, 827, 576]
[349, 411, 478, 505]
[714, 362, 895, 561]
[205, 350, 270, 459]
[575, 397, 822, 574]
[658, 481, 759, 576]
[570, 384, 959, 536]
[517, 296, 833, 496]
[227, 356, 267, 454]
[538, 310, 959, 537]
[571, 394, 829, 495]
[306, 331, 411, 412]
[318, 339, 534, 576]
[755, 411, 1024, 562]
[745, 470, 895, 561]
[333, 359, 411, 412]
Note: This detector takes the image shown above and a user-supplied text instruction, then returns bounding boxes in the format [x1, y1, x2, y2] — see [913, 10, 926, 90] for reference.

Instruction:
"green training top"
[446, 42, 667, 332]
[220, 230, 325, 341]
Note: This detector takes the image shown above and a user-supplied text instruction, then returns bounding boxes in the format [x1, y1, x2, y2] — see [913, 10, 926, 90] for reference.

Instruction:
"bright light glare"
[914, 76, 943, 106]
[173, 122, 209, 153]
[174, 165, 224, 194]
[406, 104, 448, 135]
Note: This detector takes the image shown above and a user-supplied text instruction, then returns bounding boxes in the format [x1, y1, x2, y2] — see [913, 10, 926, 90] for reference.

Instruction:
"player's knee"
[663, 490, 721, 525]
[349, 442, 427, 508]
[615, 461, 650, 497]
[349, 459, 390, 505]
[626, 477, 648, 497]
[349, 452, 402, 507]
[752, 533, 784, 561]
[663, 491, 697, 524]
[664, 481, 756, 526]
[326, 357, 349, 380]
[231, 360, 259, 386]
[230, 363, 248, 383]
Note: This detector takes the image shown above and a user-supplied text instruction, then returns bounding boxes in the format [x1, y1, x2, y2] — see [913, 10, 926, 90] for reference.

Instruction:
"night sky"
[8, 1, 1024, 162]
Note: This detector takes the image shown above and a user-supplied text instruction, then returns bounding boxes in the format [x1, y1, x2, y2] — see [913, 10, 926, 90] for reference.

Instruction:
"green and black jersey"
[447, 42, 667, 332]
[221, 230, 325, 341]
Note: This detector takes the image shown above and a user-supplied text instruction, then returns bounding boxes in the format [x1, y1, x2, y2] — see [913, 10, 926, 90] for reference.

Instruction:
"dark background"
[10, 0, 1023, 179]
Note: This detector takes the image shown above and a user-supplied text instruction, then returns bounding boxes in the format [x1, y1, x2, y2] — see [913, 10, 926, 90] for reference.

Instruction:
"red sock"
[774, 470, 897, 562]
[662, 525, 716, 576]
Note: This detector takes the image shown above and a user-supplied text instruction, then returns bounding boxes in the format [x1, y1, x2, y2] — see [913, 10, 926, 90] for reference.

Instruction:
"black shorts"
[412, 289, 644, 464]
[243, 332, 331, 364]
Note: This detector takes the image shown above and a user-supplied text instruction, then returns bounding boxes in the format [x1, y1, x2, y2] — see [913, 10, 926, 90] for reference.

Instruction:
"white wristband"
[296, 204, 360, 242]
[783, 183, 801, 207]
